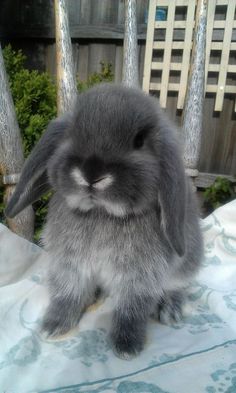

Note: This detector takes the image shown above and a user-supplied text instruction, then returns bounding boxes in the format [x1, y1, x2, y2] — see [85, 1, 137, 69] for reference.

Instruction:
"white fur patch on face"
[71, 168, 113, 191]
[100, 200, 127, 217]
[71, 168, 88, 187]
[66, 195, 94, 211]
[93, 175, 113, 190]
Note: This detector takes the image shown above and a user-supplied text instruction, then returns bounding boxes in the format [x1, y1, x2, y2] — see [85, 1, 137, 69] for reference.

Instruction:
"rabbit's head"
[6, 84, 186, 256]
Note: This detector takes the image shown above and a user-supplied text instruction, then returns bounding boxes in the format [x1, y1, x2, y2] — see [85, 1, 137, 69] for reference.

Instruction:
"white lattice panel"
[143, 0, 236, 111]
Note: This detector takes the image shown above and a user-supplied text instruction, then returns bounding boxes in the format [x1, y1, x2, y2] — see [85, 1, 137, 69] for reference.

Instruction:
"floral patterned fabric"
[0, 200, 236, 393]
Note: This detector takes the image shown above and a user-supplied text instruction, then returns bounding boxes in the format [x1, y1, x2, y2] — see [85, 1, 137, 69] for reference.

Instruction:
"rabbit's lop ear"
[157, 130, 187, 257]
[5, 115, 71, 218]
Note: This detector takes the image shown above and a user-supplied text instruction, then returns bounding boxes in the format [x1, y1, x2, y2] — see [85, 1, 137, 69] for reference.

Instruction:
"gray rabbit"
[6, 84, 203, 359]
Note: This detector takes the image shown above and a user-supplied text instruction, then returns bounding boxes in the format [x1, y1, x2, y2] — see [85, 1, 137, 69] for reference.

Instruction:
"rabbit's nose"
[82, 155, 106, 184]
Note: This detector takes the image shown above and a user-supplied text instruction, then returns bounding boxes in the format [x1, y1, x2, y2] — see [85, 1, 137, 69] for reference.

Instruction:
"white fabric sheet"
[0, 200, 236, 393]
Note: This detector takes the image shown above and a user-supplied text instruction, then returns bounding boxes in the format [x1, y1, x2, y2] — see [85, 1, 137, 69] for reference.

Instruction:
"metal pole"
[182, 0, 208, 178]
[54, 0, 77, 114]
[0, 44, 34, 240]
[122, 0, 139, 88]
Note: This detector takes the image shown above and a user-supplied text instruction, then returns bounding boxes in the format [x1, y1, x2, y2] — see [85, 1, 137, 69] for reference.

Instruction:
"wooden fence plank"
[177, 0, 196, 109]
[115, 45, 123, 83]
[76, 43, 89, 81]
[142, 0, 156, 92]
[153, 41, 185, 49]
[213, 20, 236, 29]
[214, 0, 236, 111]
[152, 62, 182, 70]
[159, 0, 176, 108]
[78, 0, 91, 24]
[155, 20, 190, 28]
[150, 82, 236, 94]
[208, 64, 236, 72]
[153, 40, 236, 50]
[88, 43, 117, 75]
[205, 0, 216, 91]
[157, 0, 189, 5]
[90, 0, 119, 25]
[199, 95, 236, 175]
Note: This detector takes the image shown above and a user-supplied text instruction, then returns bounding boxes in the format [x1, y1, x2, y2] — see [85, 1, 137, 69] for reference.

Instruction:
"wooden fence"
[0, 0, 235, 176]
[143, 0, 236, 112]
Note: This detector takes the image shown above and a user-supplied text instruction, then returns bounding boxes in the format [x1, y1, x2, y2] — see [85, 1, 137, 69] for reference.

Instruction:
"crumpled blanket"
[0, 200, 236, 393]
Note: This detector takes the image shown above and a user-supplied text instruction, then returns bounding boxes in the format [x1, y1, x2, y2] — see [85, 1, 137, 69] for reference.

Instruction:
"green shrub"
[2, 45, 26, 79]
[204, 177, 236, 212]
[77, 61, 114, 92]
[12, 70, 57, 155]
[3, 45, 57, 156]
[0, 45, 113, 241]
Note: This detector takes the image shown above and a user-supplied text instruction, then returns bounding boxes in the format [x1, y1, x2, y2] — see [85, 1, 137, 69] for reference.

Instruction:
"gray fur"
[6, 84, 203, 358]
[5, 114, 72, 218]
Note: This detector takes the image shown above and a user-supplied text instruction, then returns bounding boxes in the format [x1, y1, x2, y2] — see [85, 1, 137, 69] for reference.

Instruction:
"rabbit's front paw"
[111, 319, 145, 360]
[153, 290, 184, 325]
[40, 297, 81, 338]
[112, 334, 144, 360]
[41, 313, 74, 338]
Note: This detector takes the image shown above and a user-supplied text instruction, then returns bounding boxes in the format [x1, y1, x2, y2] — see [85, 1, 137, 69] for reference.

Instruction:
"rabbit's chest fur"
[43, 194, 175, 299]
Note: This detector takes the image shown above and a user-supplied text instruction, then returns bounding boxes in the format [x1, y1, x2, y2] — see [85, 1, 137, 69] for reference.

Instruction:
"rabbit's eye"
[133, 132, 145, 149]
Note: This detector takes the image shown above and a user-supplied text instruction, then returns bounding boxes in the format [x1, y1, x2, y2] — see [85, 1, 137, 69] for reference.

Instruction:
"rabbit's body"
[44, 191, 201, 301]
[6, 84, 203, 358]
[42, 183, 202, 350]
